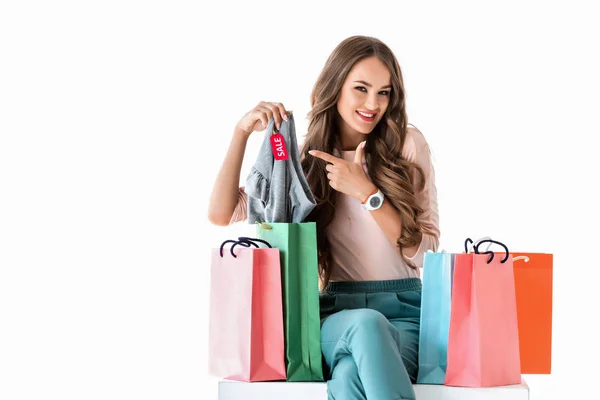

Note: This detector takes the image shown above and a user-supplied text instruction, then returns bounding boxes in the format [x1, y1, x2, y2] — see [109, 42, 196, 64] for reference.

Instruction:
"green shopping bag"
[256, 222, 324, 382]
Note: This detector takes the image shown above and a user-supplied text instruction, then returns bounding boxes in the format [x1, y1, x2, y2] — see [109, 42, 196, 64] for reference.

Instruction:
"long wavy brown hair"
[300, 35, 426, 289]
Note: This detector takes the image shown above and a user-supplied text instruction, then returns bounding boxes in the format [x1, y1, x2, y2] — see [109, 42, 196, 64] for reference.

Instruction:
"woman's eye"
[354, 86, 367, 93]
[379, 91, 390, 96]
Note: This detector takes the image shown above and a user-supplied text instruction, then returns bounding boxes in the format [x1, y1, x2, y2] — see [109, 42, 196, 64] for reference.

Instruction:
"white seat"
[219, 379, 529, 400]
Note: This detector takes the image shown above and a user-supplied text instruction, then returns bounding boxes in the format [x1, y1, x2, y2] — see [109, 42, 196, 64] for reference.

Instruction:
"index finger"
[273, 102, 289, 121]
[308, 150, 341, 165]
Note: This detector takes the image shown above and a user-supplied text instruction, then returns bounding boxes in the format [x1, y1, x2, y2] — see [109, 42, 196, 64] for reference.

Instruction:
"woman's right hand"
[235, 101, 289, 138]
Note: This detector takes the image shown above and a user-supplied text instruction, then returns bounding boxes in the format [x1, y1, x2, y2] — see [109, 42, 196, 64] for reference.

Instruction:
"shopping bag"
[208, 237, 286, 382]
[445, 239, 521, 387]
[256, 222, 324, 382]
[417, 238, 492, 384]
[483, 251, 553, 374]
[417, 250, 454, 384]
[512, 252, 553, 374]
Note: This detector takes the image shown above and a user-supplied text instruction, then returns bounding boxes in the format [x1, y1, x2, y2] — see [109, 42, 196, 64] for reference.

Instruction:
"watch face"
[370, 197, 381, 208]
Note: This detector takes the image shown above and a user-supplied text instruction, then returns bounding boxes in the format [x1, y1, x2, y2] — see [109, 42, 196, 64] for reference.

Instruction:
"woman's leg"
[384, 289, 421, 383]
[389, 318, 420, 383]
[326, 355, 366, 400]
[321, 308, 417, 400]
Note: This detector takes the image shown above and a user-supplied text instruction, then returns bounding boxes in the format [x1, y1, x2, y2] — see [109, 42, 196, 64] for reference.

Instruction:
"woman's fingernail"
[361, 141, 366, 148]
[308, 150, 315, 155]
[283, 114, 288, 121]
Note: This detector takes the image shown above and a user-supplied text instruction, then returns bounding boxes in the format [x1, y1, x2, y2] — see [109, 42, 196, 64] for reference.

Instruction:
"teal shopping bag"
[417, 251, 454, 384]
[255, 222, 324, 382]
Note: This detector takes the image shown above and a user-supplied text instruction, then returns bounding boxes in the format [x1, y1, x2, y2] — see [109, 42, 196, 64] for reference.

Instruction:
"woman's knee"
[343, 309, 398, 339]
[349, 309, 391, 329]
[332, 354, 358, 377]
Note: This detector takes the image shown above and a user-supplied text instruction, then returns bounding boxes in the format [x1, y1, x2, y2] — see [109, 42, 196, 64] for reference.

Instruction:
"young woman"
[208, 35, 440, 400]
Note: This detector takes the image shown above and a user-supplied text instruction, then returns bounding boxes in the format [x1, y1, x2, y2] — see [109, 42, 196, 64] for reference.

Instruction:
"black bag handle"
[219, 237, 273, 258]
[219, 240, 238, 258]
[463, 237, 493, 254]
[473, 239, 510, 264]
[237, 237, 272, 248]
[464, 238, 474, 253]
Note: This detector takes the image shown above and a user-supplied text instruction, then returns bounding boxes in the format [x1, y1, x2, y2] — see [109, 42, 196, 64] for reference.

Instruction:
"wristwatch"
[361, 188, 385, 211]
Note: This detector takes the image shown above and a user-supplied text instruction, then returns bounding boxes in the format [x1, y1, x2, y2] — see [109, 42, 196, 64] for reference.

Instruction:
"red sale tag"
[270, 131, 289, 161]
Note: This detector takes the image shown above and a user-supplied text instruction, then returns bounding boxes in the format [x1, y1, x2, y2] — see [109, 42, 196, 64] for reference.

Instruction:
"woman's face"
[336, 56, 392, 139]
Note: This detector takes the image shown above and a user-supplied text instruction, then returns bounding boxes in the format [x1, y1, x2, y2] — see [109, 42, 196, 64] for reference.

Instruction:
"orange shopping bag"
[208, 237, 286, 382]
[445, 239, 521, 387]
[512, 252, 553, 374]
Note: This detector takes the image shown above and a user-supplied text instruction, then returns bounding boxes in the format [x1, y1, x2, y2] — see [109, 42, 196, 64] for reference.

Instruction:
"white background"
[1, 1, 598, 399]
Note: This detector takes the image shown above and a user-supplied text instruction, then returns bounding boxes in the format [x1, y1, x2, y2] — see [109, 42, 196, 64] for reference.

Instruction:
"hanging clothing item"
[245, 113, 316, 224]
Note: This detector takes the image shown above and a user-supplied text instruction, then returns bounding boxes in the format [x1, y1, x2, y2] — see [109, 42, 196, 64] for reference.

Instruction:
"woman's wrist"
[357, 183, 378, 203]
[233, 127, 251, 141]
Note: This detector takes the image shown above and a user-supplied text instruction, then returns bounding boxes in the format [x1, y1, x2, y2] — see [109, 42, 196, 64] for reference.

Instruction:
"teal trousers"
[319, 278, 422, 400]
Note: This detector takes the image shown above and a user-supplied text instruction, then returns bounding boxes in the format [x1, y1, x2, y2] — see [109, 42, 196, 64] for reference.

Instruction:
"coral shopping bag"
[485, 251, 553, 374]
[445, 239, 521, 387]
[512, 252, 553, 374]
[208, 237, 286, 382]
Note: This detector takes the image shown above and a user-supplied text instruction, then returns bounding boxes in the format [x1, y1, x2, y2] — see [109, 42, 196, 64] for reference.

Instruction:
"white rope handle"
[513, 255, 530, 262]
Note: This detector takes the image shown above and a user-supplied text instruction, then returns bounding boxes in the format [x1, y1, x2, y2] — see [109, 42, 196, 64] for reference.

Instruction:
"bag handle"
[237, 237, 272, 248]
[464, 237, 493, 253]
[230, 237, 272, 258]
[219, 237, 273, 258]
[473, 239, 510, 264]
[219, 240, 239, 258]
[256, 222, 273, 230]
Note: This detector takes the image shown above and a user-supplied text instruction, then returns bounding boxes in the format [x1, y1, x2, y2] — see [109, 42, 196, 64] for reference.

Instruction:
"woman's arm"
[359, 127, 440, 259]
[402, 127, 441, 259]
[207, 129, 250, 226]
[207, 102, 290, 226]
[362, 191, 411, 251]
[308, 127, 440, 261]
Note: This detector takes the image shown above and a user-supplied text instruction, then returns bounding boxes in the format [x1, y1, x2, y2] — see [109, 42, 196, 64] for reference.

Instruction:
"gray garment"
[245, 114, 316, 224]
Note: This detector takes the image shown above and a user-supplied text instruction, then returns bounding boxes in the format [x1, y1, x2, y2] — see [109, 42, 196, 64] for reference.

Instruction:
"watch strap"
[361, 187, 379, 205]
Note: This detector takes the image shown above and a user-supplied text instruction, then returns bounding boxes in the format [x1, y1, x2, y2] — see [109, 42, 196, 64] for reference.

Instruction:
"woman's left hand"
[308, 141, 377, 202]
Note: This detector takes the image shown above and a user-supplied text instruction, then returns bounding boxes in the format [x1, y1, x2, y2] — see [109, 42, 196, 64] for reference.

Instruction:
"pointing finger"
[308, 150, 341, 165]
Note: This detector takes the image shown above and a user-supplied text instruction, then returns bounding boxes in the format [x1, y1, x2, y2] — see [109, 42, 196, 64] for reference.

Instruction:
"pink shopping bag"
[445, 239, 521, 387]
[208, 237, 286, 382]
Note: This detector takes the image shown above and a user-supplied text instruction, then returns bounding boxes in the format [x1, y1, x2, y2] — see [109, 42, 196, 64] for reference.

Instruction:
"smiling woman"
[207, 35, 440, 400]
[335, 57, 393, 146]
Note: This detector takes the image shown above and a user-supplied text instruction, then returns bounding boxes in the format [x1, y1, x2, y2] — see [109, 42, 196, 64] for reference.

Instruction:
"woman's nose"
[365, 96, 379, 111]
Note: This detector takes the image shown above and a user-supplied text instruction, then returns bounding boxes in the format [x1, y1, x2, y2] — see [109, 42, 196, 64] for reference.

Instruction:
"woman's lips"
[356, 110, 376, 122]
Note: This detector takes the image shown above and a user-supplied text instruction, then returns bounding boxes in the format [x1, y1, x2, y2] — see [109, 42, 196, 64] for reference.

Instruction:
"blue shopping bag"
[417, 250, 454, 384]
